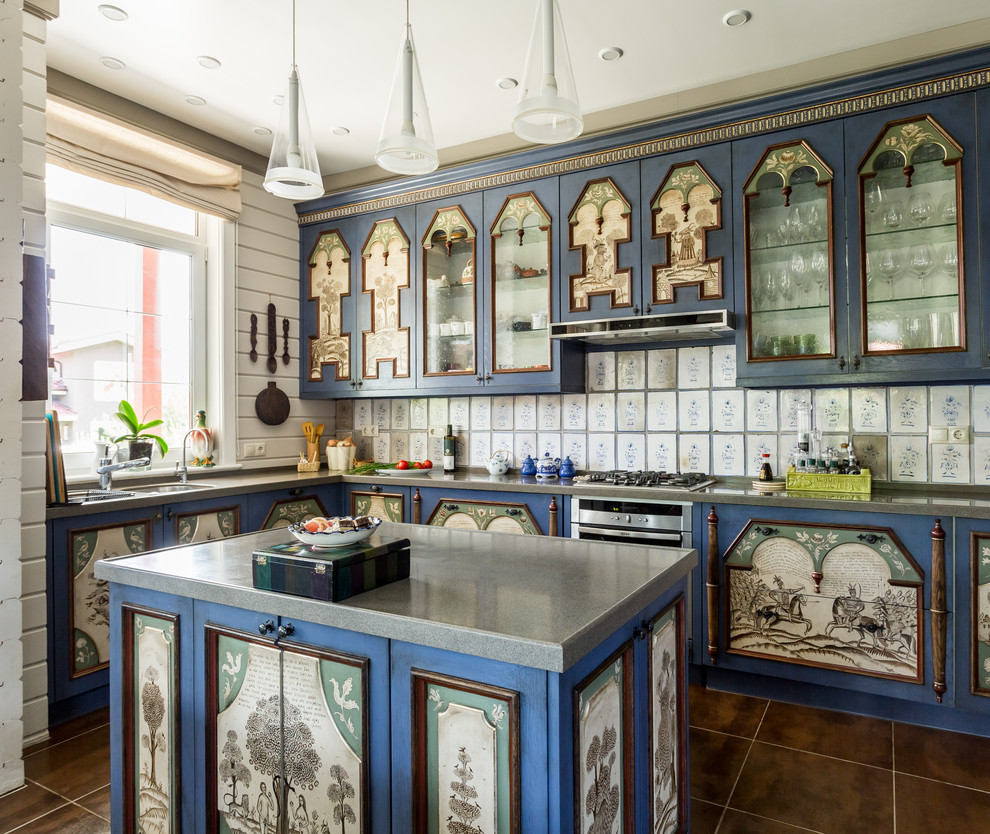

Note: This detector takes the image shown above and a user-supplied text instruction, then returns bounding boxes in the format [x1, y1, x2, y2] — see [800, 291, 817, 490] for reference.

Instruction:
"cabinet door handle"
[356, 378, 363, 387]
[370, 485, 382, 493]
[837, 355, 846, 369]
[645, 304, 652, 315]
[476, 375, 484, 384]
[277, 622, 294, 640]
[852, 354, 861, 370]
[633, 305, 640, 315]
[350, 380, 356, 388]
[444, 503, 460, 511]
[258, 619, 276, 636]
[289, 488, 303, 496]
[505, 507, 522, 516]
[154, 512, 163, 521]
[166, 509, 174, 520]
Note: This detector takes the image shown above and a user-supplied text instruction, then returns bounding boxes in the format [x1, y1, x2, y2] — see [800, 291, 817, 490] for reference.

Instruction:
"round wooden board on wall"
[255, 381, 290, 425]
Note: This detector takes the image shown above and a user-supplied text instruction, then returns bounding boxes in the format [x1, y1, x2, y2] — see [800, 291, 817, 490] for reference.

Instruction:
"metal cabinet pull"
[485, 374, 492, 383]
[837, 355, 846, 369]
[289, 488, 303, 496]
[277, 622, 294, 639]
[166, 509, 174, 520]
[444, 503, 459, 511]
[154, 512, 163, 521]
[852, 354, 861, 370]
[505, 508, 522, 516]
[633, 305, 640, 315]
[258, 619, 275, 636]
[477, 375, 484, 383]
[370, 485, 382, 493]
[645, 304, 651, 315]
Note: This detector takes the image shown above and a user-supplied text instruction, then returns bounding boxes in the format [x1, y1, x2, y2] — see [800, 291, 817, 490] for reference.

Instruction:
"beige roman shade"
[46, 98, 242, 220]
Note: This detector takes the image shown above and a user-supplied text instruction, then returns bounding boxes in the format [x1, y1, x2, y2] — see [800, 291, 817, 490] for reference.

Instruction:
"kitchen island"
[96, 522, 694, 834]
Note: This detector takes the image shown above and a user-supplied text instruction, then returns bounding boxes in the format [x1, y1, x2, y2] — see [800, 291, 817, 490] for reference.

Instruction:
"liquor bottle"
[443, 424, 456, 472]
[759, 453, 774, 481]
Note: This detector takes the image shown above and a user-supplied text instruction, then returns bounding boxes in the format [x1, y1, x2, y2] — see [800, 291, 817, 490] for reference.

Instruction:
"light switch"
[928, 427, 949, 443]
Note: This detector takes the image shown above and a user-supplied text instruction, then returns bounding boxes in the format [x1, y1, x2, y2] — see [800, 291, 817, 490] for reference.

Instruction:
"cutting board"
[255, 381, 290, 425]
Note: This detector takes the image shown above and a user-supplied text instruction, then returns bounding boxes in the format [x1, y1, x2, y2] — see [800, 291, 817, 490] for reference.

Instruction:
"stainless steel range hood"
[549, 309, 733, 344]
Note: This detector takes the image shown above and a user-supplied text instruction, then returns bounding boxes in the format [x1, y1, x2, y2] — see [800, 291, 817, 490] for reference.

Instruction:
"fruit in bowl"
[288, 516, 383, 549]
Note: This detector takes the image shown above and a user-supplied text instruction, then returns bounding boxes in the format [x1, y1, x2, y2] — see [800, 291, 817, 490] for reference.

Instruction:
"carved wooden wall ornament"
[650, 162, 723, 304]
[361, 219, 411, 379]
[567, 177, 632, 312]
[307, 230, 351, 382]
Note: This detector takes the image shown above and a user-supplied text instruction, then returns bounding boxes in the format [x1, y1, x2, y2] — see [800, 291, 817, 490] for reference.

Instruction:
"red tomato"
[396, 460, 409, 470]
[412, 461, 422, 469]
[421, 459, 433, 469]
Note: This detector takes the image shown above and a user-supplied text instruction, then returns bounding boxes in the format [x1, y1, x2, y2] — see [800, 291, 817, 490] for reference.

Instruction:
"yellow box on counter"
[785, 467, 872, 494]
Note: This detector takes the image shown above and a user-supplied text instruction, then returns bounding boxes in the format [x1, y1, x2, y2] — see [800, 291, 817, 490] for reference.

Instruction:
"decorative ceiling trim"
[298, 64, 990, 227]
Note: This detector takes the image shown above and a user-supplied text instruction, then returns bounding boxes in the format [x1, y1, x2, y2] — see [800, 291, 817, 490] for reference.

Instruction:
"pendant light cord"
[292, 0, 297, 67]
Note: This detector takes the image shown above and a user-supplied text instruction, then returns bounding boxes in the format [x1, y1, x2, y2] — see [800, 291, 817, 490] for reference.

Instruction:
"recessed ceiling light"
[722, 9, 751, 27]
[331, 126, 350, 136]
[496, 77, 518, 90]
[253, 127, 273, 136]
[197, 55, 222, 70]
[100, 56, 126, 70]
[98, 5, 128, 21]
[185, 95, 207, 106]
[273, 95, 284, 106]
[598, 47, 624, 62]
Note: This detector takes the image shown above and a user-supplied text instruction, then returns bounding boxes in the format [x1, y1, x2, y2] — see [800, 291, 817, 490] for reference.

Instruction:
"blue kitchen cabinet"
[556, 160, 644, 323]
[639, 142, 736, 317]
[245, 484, 341, 530]
[977, 88, 990, 371]
[415, 485, 565, 536]
[696, 502, 956, 722]
[950, 517, 990, 717]
[160, 494, 247, 547]
[732, 119, 849, 385]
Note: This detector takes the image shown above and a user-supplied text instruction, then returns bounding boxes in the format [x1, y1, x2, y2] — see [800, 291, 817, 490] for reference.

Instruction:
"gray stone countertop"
[94, 522, 695, 673]
[48, 466, 990, 521]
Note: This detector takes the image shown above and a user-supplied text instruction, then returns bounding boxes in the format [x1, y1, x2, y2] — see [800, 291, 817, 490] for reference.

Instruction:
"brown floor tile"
[894, 721, 990, 793]
[757, 700, 892, 768]
[894, 773, 990, 833]
[0, 782, 69, 834]
[7, 801, 110, 834]
[76, 785, 111, 821]
[689, 797, 723, 834]
[689, 684, 769, 738]
[718, 808, 827, 833]
[24, 709, 110, 756]
[23, 725, 111, 802]
[730, 742, 893, 833]
[689, 727, 753, 805]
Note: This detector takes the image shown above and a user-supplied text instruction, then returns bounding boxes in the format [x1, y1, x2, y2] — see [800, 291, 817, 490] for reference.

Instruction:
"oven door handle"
[573, 525, 685, 544]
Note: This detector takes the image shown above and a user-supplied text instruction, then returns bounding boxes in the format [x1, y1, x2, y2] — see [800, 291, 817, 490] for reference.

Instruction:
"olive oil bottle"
[443, 424, 456, 472]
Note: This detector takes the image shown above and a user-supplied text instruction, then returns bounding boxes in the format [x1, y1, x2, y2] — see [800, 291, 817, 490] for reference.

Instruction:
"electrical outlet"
[255, 442, 266, 456]
[428, 426, 440, 437]
[949, 427, 970, 443]
[242, 442, 267, 457]
[361, 425, 379, 437]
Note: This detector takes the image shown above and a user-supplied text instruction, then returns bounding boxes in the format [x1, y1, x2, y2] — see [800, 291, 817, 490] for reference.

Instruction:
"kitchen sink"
[129, 483, 218, 494]
[67, 489, 136, 503]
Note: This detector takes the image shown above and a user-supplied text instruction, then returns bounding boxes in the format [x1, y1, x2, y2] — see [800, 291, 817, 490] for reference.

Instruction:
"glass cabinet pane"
[490, 194, 552, 373]
[859, 117, 963, 354]
[743, 142, 834, 361]
[422, 207, 476, 376]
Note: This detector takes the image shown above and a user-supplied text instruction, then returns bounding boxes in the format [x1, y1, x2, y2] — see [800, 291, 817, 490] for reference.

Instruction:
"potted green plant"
[112, 399, 169, 462]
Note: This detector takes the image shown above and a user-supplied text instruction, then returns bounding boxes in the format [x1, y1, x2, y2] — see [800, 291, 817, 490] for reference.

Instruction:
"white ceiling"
[47, 1, 990, 181]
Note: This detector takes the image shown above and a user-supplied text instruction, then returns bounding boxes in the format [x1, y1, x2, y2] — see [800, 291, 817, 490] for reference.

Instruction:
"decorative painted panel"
[410, 669, 520, 834]
[350, 490, 404, 523]
[362, 219, 411, 379]
[574, 642, 634, 834]
[972, 531, 990, 697]
[650, 162, 723, 304]
[70, 520, 152, 676]
[567, 178, 632, 312]
[426, 500, 542, 535]
[260, 496, 327, 529]
[123, 605, 179, 834]
[725, 520, 924, 682]
[648, 597, 688, 834]
[208, 627, 369, 834]
[173, 506, 240, 544]
[308, 230, 352, 382]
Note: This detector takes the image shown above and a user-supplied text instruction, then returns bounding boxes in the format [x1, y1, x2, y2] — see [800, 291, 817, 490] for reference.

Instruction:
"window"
[47, 164, 225, 477]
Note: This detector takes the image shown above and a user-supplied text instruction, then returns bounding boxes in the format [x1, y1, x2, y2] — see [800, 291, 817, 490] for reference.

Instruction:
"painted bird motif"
[328, 676, 359, 734]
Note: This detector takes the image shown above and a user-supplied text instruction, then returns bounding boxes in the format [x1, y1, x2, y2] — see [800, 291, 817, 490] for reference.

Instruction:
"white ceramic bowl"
[287, 517, 382, 549]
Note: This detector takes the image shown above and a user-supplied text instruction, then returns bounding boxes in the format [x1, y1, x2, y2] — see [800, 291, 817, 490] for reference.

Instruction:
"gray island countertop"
[95, 522, 695, 673]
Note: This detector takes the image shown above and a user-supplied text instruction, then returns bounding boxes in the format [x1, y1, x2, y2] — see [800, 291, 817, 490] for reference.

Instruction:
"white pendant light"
[376, 0, 438, 176]
[513, 0, 583, 145]
[264, 0, 324, 200]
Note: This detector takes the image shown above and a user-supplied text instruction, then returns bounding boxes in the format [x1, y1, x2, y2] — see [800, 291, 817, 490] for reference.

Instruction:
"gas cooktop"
[571, 471, 715, 490]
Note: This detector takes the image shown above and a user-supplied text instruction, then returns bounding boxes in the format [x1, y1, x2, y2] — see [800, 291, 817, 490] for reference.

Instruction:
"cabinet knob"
[852, 354, 861, 370]
[505, 507, 522, 516]
[444, 503, 459, 511]
[837, 355, 846, 369]
[370, 485, 382, 493]
[477, 375, 484, 383]
[645, 304, 652, 315]
[356, 379, 363, 387]
[633, 305, 640, 315]
[350, 380, 356, 388]
[258, 619, 276, 636]
[485, 374, 492, 383]
[277, 623, 294, 639]
[289, 488, 303, 496]
[154, 512, 163, 521]
[166, 509, 174, 520]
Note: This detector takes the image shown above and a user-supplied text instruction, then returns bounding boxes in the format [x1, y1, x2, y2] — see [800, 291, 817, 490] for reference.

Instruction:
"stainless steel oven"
[570, 495, 693, 548]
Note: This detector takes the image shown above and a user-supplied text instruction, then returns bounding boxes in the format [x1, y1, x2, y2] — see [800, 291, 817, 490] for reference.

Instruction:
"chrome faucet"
[175, 429, 197, 484]
[96, 455, 151, 490]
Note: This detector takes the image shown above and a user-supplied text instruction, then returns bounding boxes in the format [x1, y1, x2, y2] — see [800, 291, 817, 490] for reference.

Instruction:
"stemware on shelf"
[876, 247, 903, 300]
[811, 249, 828, 304]
[908, 242, 935, 296]
[881, 199, 904, 230]
[907, 190, 933, 227]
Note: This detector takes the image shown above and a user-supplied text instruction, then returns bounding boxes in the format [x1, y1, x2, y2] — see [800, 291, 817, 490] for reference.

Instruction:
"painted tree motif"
[326, 763, 356, 833]
[584, 725, 619, 834]
[446, 746, 483, 834]
[654, 649, 678, 834]
[141, 666, 166, 789]
[246, 694, 322, 824]
[219, 729, 251, 812]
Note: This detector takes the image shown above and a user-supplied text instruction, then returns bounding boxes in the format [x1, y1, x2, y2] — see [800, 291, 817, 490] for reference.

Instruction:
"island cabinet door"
[389, 640, 547, 834]
[415, 486, 562, 536]
[951, 518, 990, 717]
[195, 601, 391, 834]
[697, 503, 953, 709]
[344, 483, 410, 523]
[48, 508, 165, 714]
[245, 484, 342, 531]
[108, 584, 193, 834]
[161, 495, 246, 547]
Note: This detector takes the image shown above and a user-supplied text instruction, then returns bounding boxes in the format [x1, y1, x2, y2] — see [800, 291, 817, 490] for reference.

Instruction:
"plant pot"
[126, 440, 153, 468]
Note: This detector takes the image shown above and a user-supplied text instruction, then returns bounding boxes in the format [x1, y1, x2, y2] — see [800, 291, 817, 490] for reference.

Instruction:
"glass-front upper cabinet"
[859, 116, 963, 355]
[742, 141, 836, 364]
[421, 206, 477, 380]
[490, 192, 552, 375]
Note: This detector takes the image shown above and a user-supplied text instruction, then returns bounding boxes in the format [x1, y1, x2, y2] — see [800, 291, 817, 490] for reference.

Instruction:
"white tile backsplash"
[492, 396, 514, 431]
[930, 386, 969, 427]
[711, 345, 736, 388]
[647, 391, 678, 432]
[712, 390, 744, 432]
[514, 395, 538, 430]
[562, 394, 587, 430]
[889, 387, 926, 433]
[618, 435, 647, 470]
[616, 392, 646, 432]
[851, 388, 887, 432]
[746, 390, 778, 432]
[678, 390, 711, 432]
[890, 435, 928, 482]
[931, 442, 969, 484]
[587, 433, 616, 470]
[617, 350, 646, 390]
[814, 388, 849, 433]
[679, 435, 711, 474]
[678, 346, 710, 389]
[588, 393, 616, 431]
[647, 349, 677, 389]
[648, 433, 678, 471]
[587, 353, 616, 391]
[538, 395, 562, 431]
[471, 397, 492, 430]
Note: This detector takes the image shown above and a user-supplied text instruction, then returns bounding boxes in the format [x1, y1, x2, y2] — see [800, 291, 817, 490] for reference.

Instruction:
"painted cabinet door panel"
[697, 502, 951, 705]
[344, 484, 410, 523]
[951, 518, 990, 715]
[557, 161, 643, 322]
[245, 485, 341, 530]
[162, 495, 245, 546]
[640, 143, 735, 316]
[415, 486, 562, 536]
[976, 89, 990, 371]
